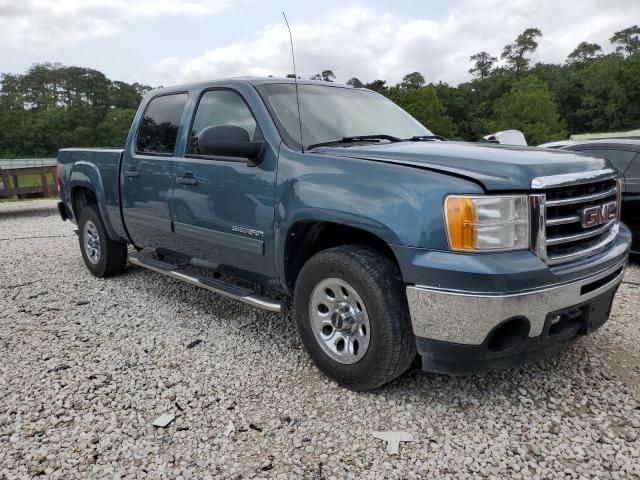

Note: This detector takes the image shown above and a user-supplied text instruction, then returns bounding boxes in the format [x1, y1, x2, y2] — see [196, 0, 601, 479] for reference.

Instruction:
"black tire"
[78, 204, 128, 278]
[294, 246, 416, 391]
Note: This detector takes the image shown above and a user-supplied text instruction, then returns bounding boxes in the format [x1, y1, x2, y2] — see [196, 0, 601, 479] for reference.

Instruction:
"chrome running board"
[128, 255, 282, 313]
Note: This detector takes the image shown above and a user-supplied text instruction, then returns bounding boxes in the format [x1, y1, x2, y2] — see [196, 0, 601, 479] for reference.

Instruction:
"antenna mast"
[282, 12, 304, 153]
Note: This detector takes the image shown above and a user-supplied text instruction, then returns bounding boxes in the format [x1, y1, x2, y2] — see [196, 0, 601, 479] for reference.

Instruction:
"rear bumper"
[407, 258, 626, 374]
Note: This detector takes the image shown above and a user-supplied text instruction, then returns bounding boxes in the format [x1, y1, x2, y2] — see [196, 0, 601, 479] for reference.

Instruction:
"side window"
[189, 90, 258, 154]
[136, 93, 188, 155]
[577, 148, 637, 173]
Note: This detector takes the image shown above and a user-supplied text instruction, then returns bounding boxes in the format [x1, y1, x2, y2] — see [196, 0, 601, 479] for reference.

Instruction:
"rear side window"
[189, 90, 258, 154]
[136, 93, 188, 155]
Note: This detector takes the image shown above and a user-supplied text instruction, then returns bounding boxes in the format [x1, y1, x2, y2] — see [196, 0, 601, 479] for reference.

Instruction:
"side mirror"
[197, 125, 265, 165]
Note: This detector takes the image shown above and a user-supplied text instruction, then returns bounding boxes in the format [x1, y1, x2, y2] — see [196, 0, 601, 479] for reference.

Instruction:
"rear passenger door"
[171, 88, 277, 279]
[121, 92, 188, 248]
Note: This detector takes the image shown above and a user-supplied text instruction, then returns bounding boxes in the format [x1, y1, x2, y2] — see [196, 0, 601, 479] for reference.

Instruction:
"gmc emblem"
[582, 201, 617, 228]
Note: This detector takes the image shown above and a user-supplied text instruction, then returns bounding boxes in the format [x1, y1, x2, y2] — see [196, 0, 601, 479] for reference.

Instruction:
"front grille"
[535, 177, 619, 265]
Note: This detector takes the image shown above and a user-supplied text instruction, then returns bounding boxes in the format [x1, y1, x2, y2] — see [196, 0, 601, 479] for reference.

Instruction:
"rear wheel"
[294, 246, 416, 391]
[78, 204, 127, 277]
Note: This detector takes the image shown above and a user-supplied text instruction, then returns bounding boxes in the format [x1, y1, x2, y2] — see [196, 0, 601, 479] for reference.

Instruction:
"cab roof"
[148, 77, 356, 96]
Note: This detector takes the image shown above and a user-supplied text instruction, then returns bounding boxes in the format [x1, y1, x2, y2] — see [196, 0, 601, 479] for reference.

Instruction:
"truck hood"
[315, 141, 611, 191]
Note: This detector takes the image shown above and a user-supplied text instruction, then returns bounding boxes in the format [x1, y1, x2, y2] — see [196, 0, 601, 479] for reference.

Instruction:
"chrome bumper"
[406, 259, 626, 345]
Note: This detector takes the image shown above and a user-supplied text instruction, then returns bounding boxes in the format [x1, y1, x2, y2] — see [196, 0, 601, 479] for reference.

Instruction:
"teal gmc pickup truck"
[56, 78, 631, 391]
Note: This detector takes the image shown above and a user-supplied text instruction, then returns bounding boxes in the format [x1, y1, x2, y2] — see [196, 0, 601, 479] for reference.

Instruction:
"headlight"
[445, 195, 529, 251]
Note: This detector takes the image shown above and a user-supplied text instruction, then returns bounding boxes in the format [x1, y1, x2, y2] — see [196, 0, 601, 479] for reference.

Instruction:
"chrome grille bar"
[546, 215, 580, 226]
[546, 226, 620, 264]
[545, 186, 617, 207]
[530, 173, 621, 265]
[546, 220, 615, 246]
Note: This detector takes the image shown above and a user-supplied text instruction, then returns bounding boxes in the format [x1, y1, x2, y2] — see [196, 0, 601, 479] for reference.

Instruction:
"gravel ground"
[1, 199, 639, 480]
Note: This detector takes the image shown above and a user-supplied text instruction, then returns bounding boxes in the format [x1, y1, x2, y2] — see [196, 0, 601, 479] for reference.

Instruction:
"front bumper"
[407, 258, 626, 374]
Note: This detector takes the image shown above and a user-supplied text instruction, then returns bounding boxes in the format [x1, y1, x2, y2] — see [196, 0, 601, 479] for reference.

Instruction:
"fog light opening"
[486, 317, 531, 353]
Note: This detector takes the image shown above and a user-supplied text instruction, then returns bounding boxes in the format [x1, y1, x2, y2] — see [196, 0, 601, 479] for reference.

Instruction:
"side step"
[128, 255, 282, 313]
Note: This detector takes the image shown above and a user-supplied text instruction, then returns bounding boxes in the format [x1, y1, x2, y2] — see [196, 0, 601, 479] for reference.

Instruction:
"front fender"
[273, 148, 484, 286]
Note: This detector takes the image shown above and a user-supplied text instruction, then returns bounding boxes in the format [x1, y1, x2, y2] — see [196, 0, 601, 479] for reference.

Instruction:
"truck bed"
[57, 148, 127, 241]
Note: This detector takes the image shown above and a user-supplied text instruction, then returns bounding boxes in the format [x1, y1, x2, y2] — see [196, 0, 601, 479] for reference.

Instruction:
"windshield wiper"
[407, 135, 448, 141]
[307, 134, 401, 150]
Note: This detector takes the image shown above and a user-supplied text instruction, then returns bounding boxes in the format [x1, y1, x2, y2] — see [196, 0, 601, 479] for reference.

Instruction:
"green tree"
[400, 72, 425, 89]
[346, 77, 364, 88]
[469, 52, 498, 79]
[0, 63, 151, 157]
[310, 69, 335, 82]
[574, 53, 637, 132]
[111, 81, 146, 109]
[95, 108, 136, 146]
[621, 52, 640, 125]
[389, 86, 455, 137]
[566, 42, 602, 64]
[493, 75, 566, 145]
[610, 25, 640, 56]
[529, 62, 582, 133]
[501, 28, 543, 73]
[432, 81, 476, 140]
[364, 79, 388, 94]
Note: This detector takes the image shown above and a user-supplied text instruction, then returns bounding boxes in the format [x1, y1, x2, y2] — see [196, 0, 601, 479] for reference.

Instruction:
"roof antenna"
[282, 12, 304, 153]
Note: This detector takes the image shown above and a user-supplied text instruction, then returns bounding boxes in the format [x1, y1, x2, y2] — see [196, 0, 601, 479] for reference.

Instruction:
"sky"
[1, 0, 639, 88]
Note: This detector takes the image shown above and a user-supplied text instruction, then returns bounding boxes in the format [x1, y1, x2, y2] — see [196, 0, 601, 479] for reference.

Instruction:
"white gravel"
[1, 199, 639, 479]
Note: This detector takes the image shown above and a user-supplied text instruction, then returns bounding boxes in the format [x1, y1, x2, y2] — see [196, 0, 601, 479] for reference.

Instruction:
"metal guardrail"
[0, 158, 57, 169]
[0, 158, 58, 198]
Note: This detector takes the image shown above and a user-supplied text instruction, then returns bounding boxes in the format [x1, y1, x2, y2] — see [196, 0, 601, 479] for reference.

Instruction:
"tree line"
[310, 25, 640, 145]
[1, 25, 638, 157]
[0, 64, 152, 157]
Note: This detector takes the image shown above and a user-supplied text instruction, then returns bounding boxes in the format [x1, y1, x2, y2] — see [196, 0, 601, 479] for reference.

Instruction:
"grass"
[0, 171, 57, 201]
[7, 173, 55, 188]
[0, 195, 58, 203]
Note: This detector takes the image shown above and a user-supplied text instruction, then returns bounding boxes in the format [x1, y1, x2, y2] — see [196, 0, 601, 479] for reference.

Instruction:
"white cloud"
[0, 0, 241, 49]
[155, 0, 640, 87]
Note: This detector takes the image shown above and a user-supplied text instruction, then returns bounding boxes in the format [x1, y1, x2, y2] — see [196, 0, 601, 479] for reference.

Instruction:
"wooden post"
[41, 168, 49, 196]
[0, 164, 58, 197]
[1, 169, 10, 196]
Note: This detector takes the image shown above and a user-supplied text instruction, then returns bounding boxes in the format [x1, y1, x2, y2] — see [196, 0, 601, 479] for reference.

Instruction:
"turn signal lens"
[445, 197, 477, 250]
[445, 195, 530, 251]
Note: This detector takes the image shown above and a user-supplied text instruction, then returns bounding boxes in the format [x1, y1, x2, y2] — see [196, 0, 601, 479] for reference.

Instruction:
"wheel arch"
[69, 162, 124, 242]
[280, 219, 402, 293]
[70, 185, 98, 221]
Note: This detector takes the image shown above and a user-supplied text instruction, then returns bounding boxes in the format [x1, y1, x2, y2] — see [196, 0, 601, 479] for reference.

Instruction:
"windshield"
[256, 83, 432, 150]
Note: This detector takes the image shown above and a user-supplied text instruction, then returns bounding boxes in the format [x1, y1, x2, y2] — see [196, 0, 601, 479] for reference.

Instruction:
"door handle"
[123, 168, 140, 178]
[177, 173, 198, 186]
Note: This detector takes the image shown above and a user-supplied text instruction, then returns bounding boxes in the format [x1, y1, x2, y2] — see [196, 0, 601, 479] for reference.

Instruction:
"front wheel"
[78, 204, 128, 277]
[294, 246, 416, 391]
